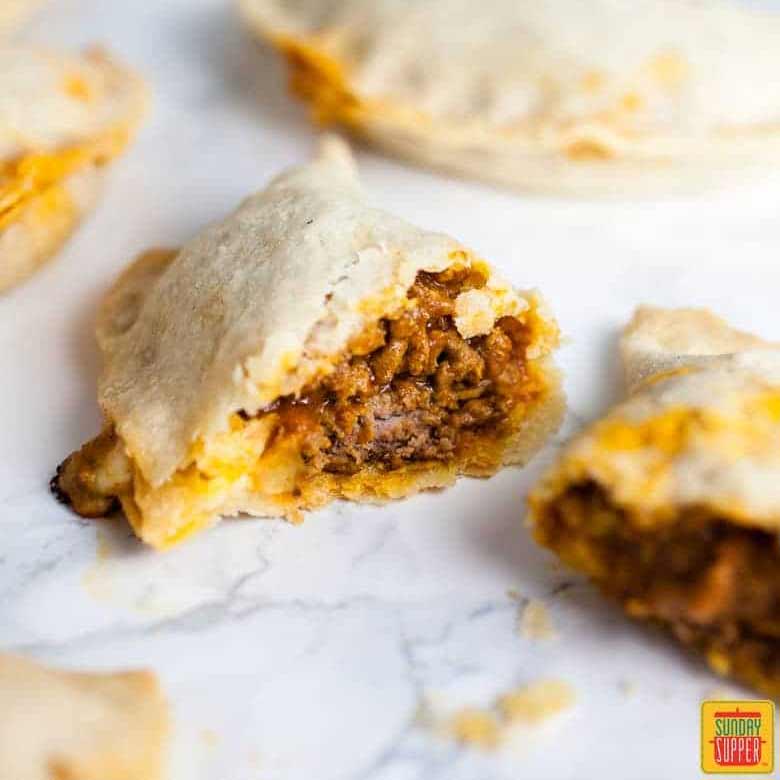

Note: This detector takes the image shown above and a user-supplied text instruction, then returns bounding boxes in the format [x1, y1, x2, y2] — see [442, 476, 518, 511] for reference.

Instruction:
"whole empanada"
[0, 654, 167, 780]
[54, 139, 563, 549]
[239, 0, 780, 195]
[530, 306, 780, 694]
[0, 47, 147, 292]
[0, 0, 42, 38]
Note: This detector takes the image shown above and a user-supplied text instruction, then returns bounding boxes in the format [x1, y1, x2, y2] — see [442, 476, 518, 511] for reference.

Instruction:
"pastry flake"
[0, 654, 168, 780]
[239, 0, 780, 195]
[529, 306, 780, 694]
[53, 139, 563, 550]
[0, 46, 148, 292]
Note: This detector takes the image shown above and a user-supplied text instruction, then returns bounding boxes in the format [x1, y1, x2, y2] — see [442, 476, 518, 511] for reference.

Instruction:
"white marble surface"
[4, 2, 780, 778]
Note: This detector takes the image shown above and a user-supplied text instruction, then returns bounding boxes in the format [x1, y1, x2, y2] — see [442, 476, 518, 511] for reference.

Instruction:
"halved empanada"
[239, 0, 780, 195]
[0, 654, 167, 780]
[530, 306, 780, 693]
[0, 46, 147, 292]
[53, 139, 563, 550]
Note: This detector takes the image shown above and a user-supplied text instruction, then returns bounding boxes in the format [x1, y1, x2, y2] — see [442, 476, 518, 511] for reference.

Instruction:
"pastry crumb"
[518, 599, 556, 640]
[617, 678, 636, 697]
[449, 708, 502, 749]
[436, 679, 575, 752]
[499, 680, 575, 724]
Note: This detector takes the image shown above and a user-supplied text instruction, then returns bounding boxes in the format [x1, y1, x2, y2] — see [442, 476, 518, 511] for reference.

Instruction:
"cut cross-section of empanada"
[0, 46, 147, 292]
[53, 139, 563, 550]
[0, 654, 168, 780]
[239, 0, 780, 195]
[530, 306, 780, 694]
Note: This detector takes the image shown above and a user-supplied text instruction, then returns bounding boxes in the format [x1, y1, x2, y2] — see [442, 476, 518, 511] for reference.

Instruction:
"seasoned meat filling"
[537, 481, 780, 693]
[262, 268, 538, 474]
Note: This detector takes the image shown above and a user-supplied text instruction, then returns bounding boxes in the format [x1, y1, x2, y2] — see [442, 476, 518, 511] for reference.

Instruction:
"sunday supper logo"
[701, 701, 774, 774]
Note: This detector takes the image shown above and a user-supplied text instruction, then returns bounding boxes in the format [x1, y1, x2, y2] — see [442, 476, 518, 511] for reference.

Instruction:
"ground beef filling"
[540, 481, 780, 689]
[256, 268, 538, 475]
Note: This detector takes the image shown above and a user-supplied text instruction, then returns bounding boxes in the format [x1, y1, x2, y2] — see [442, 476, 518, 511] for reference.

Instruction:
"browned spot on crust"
[52, 428, 129, 518]
[63, 74, 93, 102]
[564, 138, 615, 162]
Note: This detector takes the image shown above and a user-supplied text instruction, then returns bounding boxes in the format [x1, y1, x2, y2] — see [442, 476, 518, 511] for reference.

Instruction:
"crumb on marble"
[437, 679, 575, 752]
[518, 599, 556, 640]
[498, 680, 575, 724]
[449, 708, 502, 749]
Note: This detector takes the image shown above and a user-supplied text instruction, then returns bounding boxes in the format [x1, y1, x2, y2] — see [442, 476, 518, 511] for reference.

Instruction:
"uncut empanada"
[53, 139, 563, 550]
[0, 47, 147, 292]
[530, 306, 780, 693]
[0, 654, 167, 780]
[239, 0, 780, 195]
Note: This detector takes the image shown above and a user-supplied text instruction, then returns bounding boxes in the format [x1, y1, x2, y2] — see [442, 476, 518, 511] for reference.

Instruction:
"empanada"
[53, 139, 563, 550]
[0, 47, 147, 292]
[239, 0, 780, 195]
[0, 654, 167, 780]
[530, 306, 780, 693]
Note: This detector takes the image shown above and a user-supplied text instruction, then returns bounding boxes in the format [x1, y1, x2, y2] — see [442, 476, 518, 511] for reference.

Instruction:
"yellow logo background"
[701, 700, 774, 774]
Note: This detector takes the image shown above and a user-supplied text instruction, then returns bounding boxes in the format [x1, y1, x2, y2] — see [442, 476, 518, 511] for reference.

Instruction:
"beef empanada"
[239, 0, 780, 195]
[530, 306, 780, 693]
[54, 139, 563, 549]
[0, 654, 167, 780]
[0, 47, 147, 291]
[0, 0, 42, 37]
